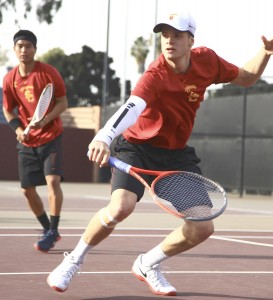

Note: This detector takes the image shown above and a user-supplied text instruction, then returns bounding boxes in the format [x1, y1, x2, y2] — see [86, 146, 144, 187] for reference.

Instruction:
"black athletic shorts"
[110, 135, 202, 201]
[17, 134, 64, 188]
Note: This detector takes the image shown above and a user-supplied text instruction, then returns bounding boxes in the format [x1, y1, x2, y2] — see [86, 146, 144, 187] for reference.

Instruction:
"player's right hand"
[17, 128, 29, 143]
[87, 140, 110, 167]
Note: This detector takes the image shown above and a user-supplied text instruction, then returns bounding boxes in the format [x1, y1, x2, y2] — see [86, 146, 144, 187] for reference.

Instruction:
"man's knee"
[99, 207, 119, 228]
[46, 175, 61, 188]
[21, 186, 36, 199]
[184, 220, 214, 244]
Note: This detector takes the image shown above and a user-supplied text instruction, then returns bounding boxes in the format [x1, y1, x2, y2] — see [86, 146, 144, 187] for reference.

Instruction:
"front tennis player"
[47, 12, 273, 296]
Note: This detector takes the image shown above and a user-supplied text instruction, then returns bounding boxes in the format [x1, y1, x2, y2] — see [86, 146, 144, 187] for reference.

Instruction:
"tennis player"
[2, 30, 68, 253]
[48, 12, 273, 295]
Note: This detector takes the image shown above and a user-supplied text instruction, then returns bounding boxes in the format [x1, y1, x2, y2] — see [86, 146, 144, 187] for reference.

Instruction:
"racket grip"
[108, 157, 131, 173]
[86, 151, 131, 174]
[24, 126, 30, 135]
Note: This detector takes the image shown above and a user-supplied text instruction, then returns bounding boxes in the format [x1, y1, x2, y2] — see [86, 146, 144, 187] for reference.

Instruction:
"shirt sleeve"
[131, 71, 158, 105]
[43, 63, 66, 98]
[2, 71, 16, 112]
[211, 49, 239, 83]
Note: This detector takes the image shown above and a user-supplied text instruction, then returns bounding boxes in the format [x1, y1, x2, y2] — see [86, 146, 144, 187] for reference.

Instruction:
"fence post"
[239, 87, 248, 197]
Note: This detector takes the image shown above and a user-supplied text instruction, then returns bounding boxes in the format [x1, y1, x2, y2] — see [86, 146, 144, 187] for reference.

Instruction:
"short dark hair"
[13, 30, 37, 47]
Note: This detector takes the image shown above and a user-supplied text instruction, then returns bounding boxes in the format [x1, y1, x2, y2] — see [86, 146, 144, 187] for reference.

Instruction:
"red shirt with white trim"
[123, 47, 239, 149]
[3, 61, 66, 147]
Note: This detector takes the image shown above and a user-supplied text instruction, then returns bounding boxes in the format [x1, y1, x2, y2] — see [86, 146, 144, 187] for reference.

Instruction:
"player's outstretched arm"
[232, 35, 273, 87]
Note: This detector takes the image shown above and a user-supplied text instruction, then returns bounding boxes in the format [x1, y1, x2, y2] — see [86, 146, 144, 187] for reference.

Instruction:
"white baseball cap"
[153, 12, 196, 37]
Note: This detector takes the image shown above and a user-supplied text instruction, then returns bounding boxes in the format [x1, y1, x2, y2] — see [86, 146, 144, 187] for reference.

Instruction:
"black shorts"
[17, 134, 64, 188]
[110, 135, 202, 201]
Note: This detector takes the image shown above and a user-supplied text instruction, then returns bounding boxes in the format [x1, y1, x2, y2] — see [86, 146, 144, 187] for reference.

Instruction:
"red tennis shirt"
[3, 61, 66, 147]
[123, 47, 239, 149]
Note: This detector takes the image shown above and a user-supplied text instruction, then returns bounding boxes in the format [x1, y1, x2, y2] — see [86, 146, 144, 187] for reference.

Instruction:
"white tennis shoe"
[132, 254, 177, 296]
[47, 252, 81, 292]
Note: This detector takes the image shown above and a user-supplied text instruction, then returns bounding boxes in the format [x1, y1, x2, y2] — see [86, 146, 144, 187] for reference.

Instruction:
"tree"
[38, 46, 124, 107]
[131, 36, 150, 74]
[0, 0, 62, 24]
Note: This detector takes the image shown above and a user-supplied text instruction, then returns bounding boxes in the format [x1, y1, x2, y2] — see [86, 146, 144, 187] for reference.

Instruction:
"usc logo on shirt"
[20, 85, 35, 103]
[185, 84, 199, 102]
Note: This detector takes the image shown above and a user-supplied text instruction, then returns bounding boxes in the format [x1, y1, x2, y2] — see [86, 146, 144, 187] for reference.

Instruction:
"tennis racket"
[24, 83, 53, 135]
[107, 156, 227, 221]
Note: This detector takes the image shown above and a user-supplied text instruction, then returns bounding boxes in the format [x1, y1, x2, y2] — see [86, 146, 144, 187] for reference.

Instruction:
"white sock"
[71, 237, 93, 264]
[141, 244, 169, 267]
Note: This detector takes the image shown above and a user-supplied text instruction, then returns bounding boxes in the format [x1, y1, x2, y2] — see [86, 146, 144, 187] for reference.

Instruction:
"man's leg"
[132, 220, 214, 296]
[161, 219, 214, 255]
[46, 174, 63, 220]
[47, 189, 137, 292]
[34, 175, 63, 252]
[22, 186, 50, 231]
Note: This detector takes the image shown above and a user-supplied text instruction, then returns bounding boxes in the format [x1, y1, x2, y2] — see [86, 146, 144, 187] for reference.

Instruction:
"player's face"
[14, 40, 36, 64]
[160, 26, 194, 63]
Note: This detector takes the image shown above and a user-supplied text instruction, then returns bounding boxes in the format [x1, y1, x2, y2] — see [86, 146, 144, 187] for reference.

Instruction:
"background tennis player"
[2, 30, 68, 253]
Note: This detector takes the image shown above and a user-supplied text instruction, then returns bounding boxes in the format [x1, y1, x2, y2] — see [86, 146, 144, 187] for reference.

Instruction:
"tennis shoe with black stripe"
[132, 254, 177, 296]
[47, 252, 81, 292]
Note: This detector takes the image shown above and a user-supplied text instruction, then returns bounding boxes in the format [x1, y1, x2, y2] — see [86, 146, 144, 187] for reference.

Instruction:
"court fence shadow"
[82, 294, 273, 300]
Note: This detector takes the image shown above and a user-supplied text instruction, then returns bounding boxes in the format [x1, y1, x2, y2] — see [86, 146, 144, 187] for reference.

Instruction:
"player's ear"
[189, 35, 194, 47]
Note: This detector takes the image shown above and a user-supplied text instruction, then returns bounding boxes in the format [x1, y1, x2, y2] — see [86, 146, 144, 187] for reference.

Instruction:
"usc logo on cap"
[168, 13, 178, 20]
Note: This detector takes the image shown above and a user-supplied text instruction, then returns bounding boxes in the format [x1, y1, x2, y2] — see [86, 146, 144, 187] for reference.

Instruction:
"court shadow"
[82, 294, 273, 300]
[49, 248, 143, 256]
[48, 248, 74, 254]
[181, 293, 273, 300]
[48, 249, 273, 261]
[81, 297, 178, 300]
[181, 253, 273, 260]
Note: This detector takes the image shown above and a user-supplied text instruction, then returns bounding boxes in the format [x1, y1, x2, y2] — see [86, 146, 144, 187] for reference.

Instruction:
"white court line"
[1, 271, 273, 276]
[227, 208, 273, 215]
[1, 226, 273, 232]
[1, 230, 272, 276]
[0, 233, 273, 239]
[1, 228, 273, 247]
[211, 236, 273, 247]
[0, 234, 168, 237]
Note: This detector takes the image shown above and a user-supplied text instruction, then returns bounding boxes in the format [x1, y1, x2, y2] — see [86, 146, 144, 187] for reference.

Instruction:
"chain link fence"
[1, 82, 273, 194]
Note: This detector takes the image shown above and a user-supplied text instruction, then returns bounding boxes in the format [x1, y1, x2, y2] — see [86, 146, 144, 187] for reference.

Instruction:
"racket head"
[32, 83, 53, 122]
[151, 171, 227, 221]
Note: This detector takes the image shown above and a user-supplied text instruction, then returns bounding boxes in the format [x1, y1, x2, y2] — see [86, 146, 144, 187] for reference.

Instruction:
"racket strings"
[36, 87, 52, 119]
[153, 173, 226, 220]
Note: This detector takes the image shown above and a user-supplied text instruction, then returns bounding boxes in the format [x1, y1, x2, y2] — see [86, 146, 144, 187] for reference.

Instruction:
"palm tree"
[130, 36, 150, 74]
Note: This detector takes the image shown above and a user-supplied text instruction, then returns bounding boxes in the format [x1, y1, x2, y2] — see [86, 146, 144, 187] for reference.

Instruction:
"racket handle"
[108, 156, 131, 173]
[86, 151, 131, 174]
[24, 126, 30, 135]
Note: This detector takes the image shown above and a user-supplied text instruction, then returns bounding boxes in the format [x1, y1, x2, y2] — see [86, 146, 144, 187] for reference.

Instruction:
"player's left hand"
[35, 117, 48, 129]
[261, 36, 273, 55]
[28, 117, 48, 129]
